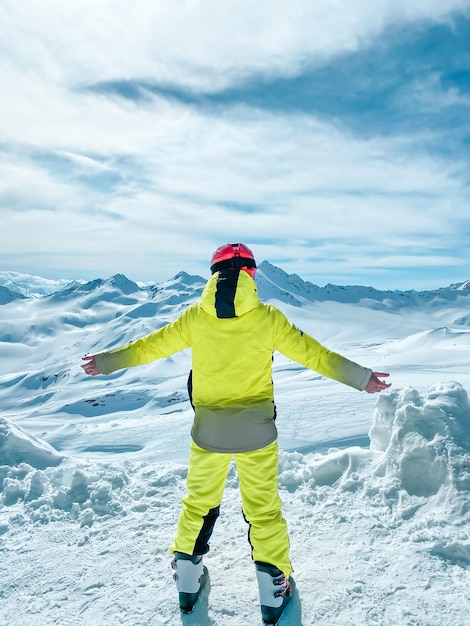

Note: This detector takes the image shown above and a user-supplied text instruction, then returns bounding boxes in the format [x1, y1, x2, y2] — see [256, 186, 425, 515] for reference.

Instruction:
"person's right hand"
[81, 355, 100, 376]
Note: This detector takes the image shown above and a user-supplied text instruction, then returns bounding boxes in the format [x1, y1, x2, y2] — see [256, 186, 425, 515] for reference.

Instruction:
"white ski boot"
[171, 551, 208, 614]
[255, 562, 295, 625]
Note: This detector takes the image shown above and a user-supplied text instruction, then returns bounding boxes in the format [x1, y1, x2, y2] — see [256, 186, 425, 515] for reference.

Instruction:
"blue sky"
[1, 1, 470, 289]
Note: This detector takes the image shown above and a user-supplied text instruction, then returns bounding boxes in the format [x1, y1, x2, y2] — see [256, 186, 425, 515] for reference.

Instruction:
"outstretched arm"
[80, 308, 193, 376]
[81, 355, 101, 376]
[364, 372, 391, 394]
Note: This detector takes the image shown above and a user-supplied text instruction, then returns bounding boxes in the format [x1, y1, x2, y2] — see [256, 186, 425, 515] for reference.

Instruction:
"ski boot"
[255, 562, 295, 625]
[171, 551, 208, 614]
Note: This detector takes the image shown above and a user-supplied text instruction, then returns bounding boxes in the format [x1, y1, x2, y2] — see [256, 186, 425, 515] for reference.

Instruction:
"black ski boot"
[255, 561, 295, 625]
[171, 551, 208, 614]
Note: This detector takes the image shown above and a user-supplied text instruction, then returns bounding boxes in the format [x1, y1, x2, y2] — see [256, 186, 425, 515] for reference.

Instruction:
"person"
[81, 243, 391, 624]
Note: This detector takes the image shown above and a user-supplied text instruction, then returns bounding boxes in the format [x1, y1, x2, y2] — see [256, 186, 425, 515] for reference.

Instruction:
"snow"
[1, 264, 470, 625]
[0, 271, 80, 298]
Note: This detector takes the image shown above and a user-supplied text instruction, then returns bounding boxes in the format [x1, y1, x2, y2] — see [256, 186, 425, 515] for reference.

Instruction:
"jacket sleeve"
[270, 306, 372, 391]
[94, 308, 192, 375]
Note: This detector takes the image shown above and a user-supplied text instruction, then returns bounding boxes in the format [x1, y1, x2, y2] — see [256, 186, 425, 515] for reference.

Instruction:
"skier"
[81, 243, 391, 624]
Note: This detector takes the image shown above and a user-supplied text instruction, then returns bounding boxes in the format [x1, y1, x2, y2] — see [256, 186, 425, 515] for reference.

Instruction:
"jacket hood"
[200, 269, 260, 318]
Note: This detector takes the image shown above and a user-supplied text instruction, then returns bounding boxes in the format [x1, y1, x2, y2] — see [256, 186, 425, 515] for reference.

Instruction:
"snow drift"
[0, 417, 64, 470]
[1, 382, 470, 624]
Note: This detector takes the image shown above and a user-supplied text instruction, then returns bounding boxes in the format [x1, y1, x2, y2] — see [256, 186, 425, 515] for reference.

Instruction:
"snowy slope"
[1, 266, 470, 625]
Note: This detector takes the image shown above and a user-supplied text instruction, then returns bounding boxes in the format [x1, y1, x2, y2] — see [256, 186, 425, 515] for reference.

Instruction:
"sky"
[1, 0, 470, 290]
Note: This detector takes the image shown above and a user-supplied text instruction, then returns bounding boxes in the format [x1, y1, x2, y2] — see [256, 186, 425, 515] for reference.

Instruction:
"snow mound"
[369, 381, 470, 497]
[275, 381, 470, 590]
[0, 417, 64, 470]
[280, 381, 470, 505]
[0, 453, 185, 533]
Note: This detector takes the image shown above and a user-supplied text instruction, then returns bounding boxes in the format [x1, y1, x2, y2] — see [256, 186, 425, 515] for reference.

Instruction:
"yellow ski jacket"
[95, 270, 372, 453]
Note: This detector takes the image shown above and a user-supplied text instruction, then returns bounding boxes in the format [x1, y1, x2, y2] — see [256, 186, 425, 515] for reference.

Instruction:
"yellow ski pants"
[170, 439, 292, 577]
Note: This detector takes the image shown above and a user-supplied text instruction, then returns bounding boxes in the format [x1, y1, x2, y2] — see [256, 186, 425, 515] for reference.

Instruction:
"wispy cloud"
[1, 1, 470, 288]
[2, 0, 469, 89]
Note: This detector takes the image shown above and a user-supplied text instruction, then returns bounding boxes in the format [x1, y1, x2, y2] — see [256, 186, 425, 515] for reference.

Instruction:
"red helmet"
[210, 243, 257, 278]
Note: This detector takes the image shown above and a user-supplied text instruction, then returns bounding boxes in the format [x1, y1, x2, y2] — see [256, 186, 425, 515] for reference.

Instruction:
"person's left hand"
[81, 355, 100, 376]
[365, 372, 391, 393]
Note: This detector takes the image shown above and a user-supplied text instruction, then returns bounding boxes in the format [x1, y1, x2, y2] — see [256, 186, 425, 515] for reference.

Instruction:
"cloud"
[1, 2, 470, 288]
[1, 99, 468, 283]
[2, 1, 470, 91]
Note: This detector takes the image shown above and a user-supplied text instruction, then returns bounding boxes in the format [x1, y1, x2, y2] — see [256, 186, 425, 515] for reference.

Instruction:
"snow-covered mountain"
[3, 263, 470, 311]
[0, 270, 81, 298]
[256, 261, 470, 310]
[1, 264, 470, 625]
[0, 284, 27, 305]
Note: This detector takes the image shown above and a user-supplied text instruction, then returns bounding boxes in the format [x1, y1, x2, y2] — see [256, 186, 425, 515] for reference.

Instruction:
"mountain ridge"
[1, 263, 470, 311]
